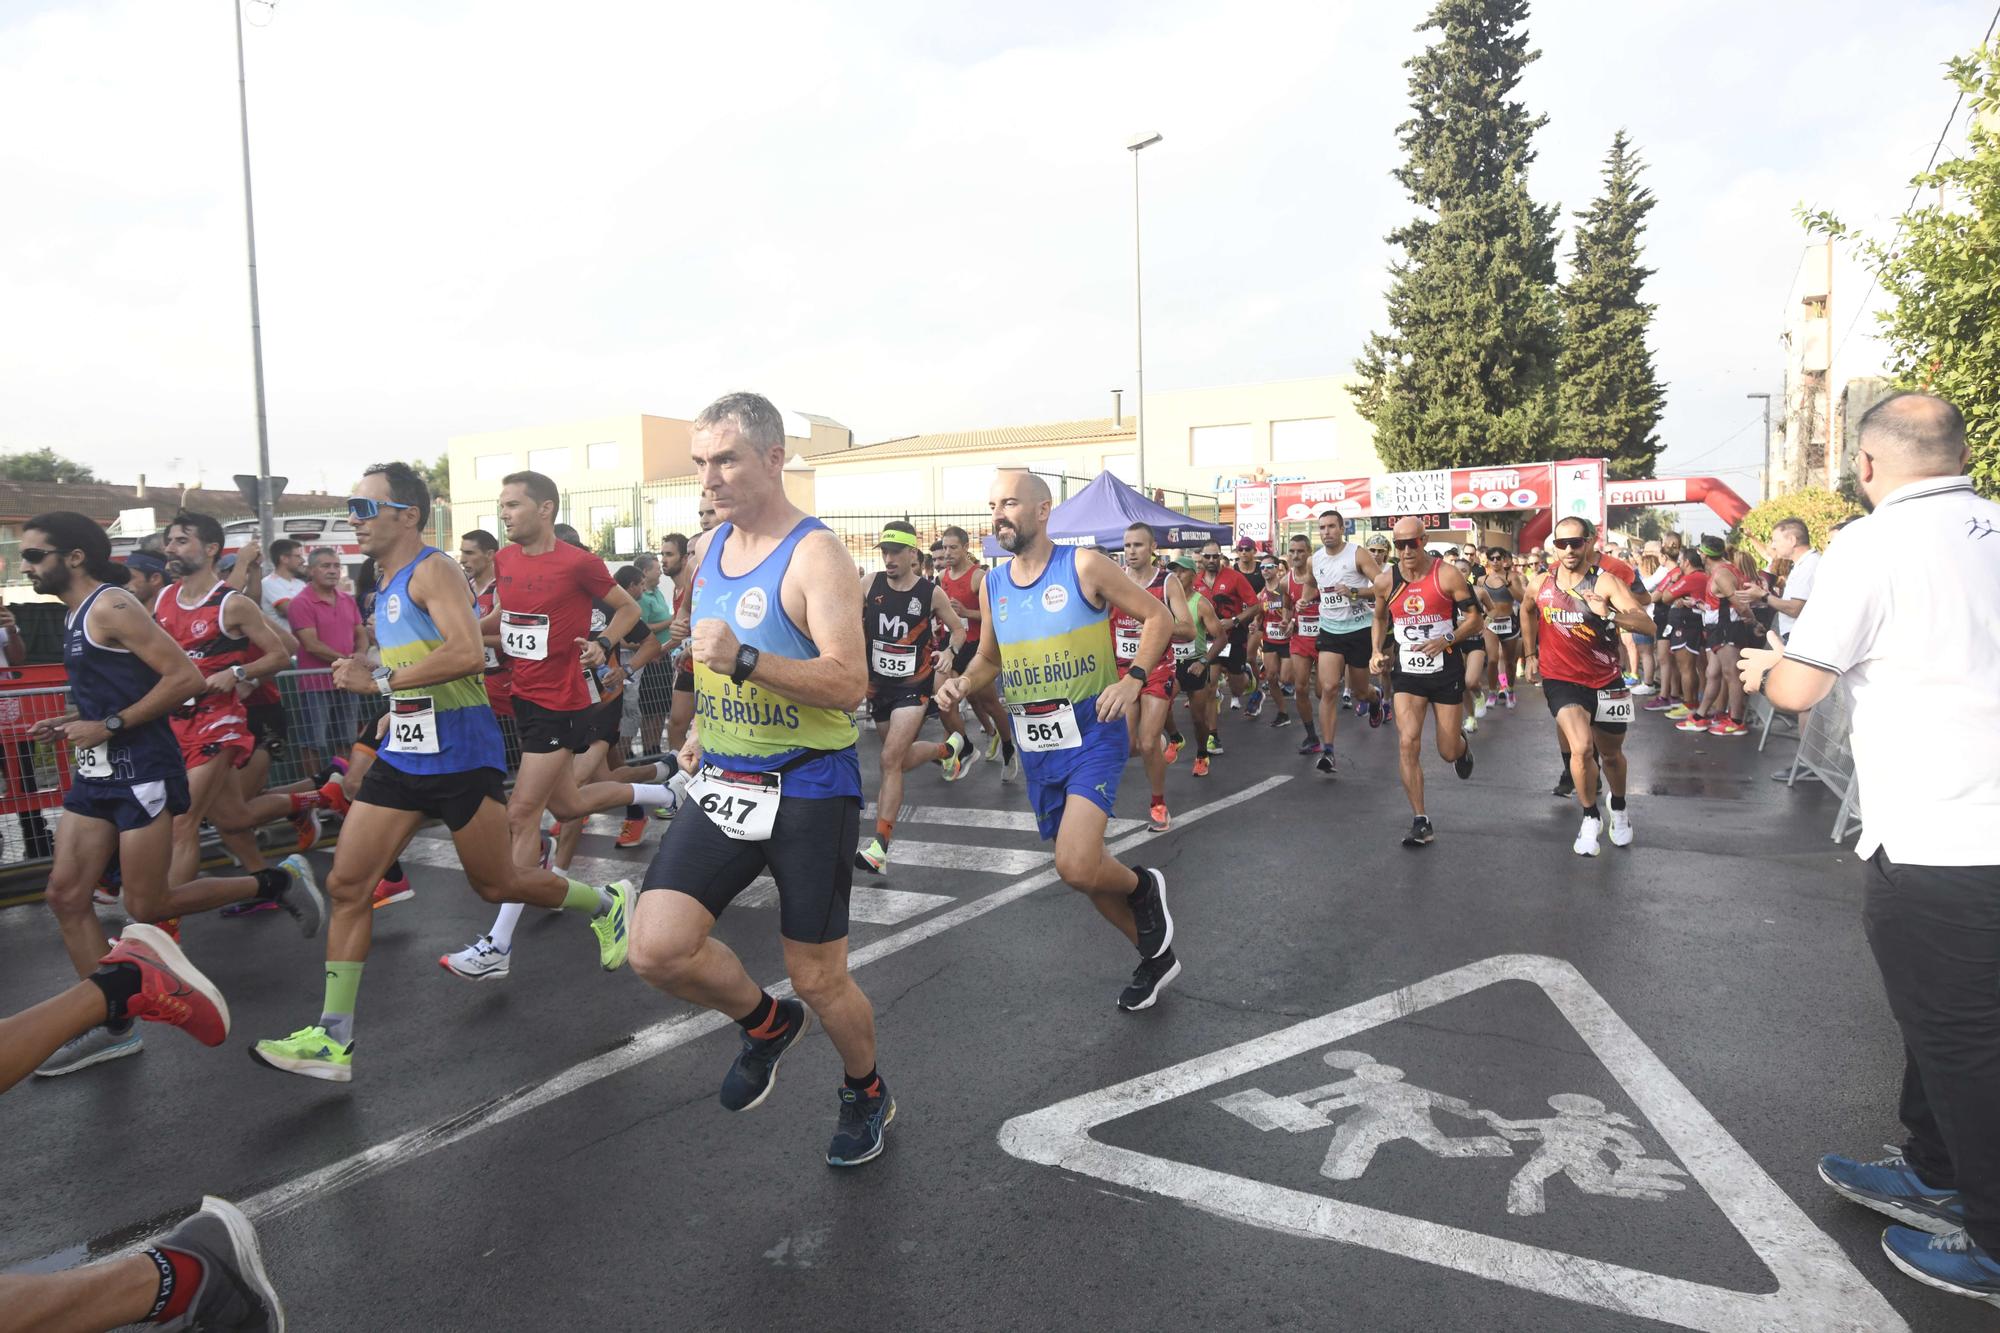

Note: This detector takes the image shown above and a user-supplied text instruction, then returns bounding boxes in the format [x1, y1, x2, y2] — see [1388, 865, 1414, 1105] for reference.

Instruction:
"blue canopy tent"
[981, 472, 1230, 558]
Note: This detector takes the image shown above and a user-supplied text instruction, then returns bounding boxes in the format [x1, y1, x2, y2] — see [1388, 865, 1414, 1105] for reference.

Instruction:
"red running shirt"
[1197, 566, 1256, 623]
[1534, 571, 1622, 688]
[154, 581, 254, 740]
[1110, 566, 1171, 668]
[493, 541, 614, 710]
[472, 577, 512, 715]
[938, 562, 983, 636]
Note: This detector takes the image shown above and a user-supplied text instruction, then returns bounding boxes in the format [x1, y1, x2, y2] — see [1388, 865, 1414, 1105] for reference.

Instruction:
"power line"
[1830, 2, 2000, 367]
[1665, 414, 1764, 472]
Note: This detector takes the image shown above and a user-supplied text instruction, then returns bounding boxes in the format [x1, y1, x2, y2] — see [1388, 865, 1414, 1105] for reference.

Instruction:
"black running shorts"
[1543, 678, 1628, 735]
[1392, 654, 1466, 706]
[246, 702, 288, 758]
[642, 793, 860, 944]
[1315, 627, 1372, 666]
[867, 679, 934, 724]
[513, 697, 596, 755]
[951, 640, 979, 675]
[355, 760, 505, 832]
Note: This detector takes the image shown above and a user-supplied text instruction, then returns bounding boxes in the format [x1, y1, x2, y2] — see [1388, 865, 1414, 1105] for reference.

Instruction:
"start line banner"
[1274, 464, 1560, 524]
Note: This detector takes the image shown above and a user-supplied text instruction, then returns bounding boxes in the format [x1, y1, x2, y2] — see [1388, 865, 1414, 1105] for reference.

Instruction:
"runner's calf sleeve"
[629, 783, 675, 807]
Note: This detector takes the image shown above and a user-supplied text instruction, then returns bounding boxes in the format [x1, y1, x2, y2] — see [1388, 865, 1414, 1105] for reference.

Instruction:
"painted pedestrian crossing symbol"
[1215, 1049, 1687, 1214]
[999, 954, 1907, 1332]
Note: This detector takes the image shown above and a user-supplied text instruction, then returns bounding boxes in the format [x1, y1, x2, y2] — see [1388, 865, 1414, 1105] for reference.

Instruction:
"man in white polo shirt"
[1739, 391, 2000, 1309]
[1740, 517, 1819, 641]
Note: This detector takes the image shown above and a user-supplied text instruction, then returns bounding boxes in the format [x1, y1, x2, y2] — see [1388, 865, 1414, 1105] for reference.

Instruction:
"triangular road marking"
[997, 954, 1906, 1333]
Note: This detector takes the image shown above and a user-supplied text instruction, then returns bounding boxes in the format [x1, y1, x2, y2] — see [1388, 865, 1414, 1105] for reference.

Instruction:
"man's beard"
[29, 564, 72, 597]
[996, 521, 1027, 551]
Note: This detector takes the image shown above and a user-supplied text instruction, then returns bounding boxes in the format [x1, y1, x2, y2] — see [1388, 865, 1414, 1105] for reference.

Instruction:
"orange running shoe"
[99, 923, 229, 1046]
[317, 779, 352, 818]
[370, 873, 413, 909]
[1163, 738, 1182, 766]
[1192, 757, 1211, 778]
[616, 818, 647, 848]
[1148, 801, 1170, 833]
[292, 807, 323, 852]
[158, 917, 182, 942]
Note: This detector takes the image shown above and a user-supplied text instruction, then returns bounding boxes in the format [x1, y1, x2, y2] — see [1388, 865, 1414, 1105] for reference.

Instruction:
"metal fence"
[1770, 677, 1862, 843]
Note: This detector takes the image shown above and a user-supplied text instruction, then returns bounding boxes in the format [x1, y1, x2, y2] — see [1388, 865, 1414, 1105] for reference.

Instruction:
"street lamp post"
[1127, 132, 1162, 498]
[1746, 392, 1773, 503]
[234, 0, 276, 553]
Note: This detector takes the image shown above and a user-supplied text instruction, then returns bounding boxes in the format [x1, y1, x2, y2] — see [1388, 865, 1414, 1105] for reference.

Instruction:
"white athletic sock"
[651, 759, 677, 781]
[488, 901, 526, 951]
[629, 782, 675, 806]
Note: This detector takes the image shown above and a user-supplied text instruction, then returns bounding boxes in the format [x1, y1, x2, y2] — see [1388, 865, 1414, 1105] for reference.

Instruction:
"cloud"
[0, 0, 1984, 507]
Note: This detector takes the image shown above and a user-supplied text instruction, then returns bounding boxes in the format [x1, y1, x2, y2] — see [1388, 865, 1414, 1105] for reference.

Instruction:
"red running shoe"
[317, 778, 352, 819]
[371, 874, 413, 909]
[98, 922, 230, 1046]
[615, 817, 647, 848]
[292, 808, 323, 852]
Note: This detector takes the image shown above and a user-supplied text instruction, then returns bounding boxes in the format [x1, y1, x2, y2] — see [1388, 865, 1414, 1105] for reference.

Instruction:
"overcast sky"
[0, 0, 1982, 508]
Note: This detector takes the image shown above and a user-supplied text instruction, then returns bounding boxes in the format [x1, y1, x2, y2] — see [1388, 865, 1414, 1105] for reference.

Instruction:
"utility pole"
[235, 0, 276, 552]
[1127, 132, 1162, 497]
[1746, 392, 1773, 503]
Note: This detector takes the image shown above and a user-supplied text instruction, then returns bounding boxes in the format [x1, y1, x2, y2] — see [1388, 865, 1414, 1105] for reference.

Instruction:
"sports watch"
[373, 667, 394, 696]
[731, 643, 761, 685]
[103, 712, 126, 734]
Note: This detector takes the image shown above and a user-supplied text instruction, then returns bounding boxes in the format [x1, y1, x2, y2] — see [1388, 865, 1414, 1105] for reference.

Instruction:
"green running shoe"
[251, 1025, 353, 1083]
[1205, 734, 1224, 756]
[854, 837, 888, 874]
[985, 730, 1002, 761]
[592, 880, 633, 971]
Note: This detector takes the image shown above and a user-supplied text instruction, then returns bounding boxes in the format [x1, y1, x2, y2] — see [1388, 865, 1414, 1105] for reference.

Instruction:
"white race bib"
[74, 741, 112, 780]
[386, 696, 439, 754]
[870, 642, 919, 679]
[1114, 626, 1141, 661]
[1010, 700, 1082, 753]
[1396, 624, 1445, 675]
[1594, 688, 1635, 725]
[483, 646, 501, 670]
[1173, 640, 1198, 663]
[500, 611, 550, 661]
[1319, 589, 1355, 622]
[1488, 615, 1515, 636]
[685, 765, 780, 841]
[1295, 608, 1320, 636]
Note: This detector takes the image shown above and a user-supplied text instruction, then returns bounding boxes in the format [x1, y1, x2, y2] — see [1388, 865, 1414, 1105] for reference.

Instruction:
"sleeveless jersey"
[1311, 543, 1372, 634]
[1261, 581, 1287, 641]
[938, 562, 983, 637]
[1534, 569, 1622, 688]
[64, 584, 181, 785]
[471, 576, 512, 710]
[155, 581, 253, 733]
[1110, 565, 1170, 666]
[691, 519, 860, 800]
[1185, 589, 1212, 660]
[985, 544, 1118, 720]
[1387, 561, 1457, 674]
[374, 548, 506, 775]
[1286, 571, 1319, 639]
[864, 572, 937, 687]
[1482, 574, 1518, 637]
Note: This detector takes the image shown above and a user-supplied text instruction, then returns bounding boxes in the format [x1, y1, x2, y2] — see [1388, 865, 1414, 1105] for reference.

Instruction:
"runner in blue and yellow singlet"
[251, 463, 635, 1086]
[937, 469, 1188, 1012]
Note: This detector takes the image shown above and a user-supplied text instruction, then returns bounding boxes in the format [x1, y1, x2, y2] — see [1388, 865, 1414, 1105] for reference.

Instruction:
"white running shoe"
[1000, 751, 1021, 783]
[1473, 691, 1489, 719]
[440, 935, 512, 981]
[1630, 683, 1658, 697]
[1461, 712, 1480, 734]
[1573, 814, 1603, 857]
[1608, 808, 1634, 847]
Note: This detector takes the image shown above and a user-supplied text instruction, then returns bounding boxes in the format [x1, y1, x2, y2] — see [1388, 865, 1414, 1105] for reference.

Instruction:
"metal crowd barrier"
[1772, 676, 1862, 843]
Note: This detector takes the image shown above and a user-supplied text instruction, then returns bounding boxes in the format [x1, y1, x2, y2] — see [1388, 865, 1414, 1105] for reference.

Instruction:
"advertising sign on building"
[1233, 484, 1273, 543]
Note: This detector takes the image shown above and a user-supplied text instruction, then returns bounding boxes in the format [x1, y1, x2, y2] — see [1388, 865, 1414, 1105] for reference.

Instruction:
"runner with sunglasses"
[1522, 517, 1657, 855]
[1311, 509, 1386, 776]
[1370, 517, 1482, 848]
[1197, 540, 1261, 730]
[251, 466, 636, 1083]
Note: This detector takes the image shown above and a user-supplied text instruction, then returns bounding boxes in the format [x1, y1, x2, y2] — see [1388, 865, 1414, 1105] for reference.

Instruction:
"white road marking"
[871, 840, 1049, 875]
[224, 776, 1295, 1226]
[996, 954, 1905, 1333]
[866, 804, 1146, 837]
[735, 880, 953, 926]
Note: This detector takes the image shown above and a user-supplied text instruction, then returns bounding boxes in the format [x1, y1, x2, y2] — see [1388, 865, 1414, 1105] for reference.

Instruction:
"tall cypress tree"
[1558, 130, 1666, 478]
[1352, 0, 1562, 471]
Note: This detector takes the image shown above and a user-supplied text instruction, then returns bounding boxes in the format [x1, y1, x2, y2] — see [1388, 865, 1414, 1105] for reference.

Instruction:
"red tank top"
[939, 562, 983, 633]
[1286, 572, 1318, 638]
[1110, 566, 1169, 665]
[156, 581, 256, 724]
[1262, 583, 1287, 639]
[473, 578, 512, 703]
[1534, 569, 1621, 688]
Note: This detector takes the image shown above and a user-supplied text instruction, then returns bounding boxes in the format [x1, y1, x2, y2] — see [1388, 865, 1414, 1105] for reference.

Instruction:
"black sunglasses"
[18, 546, 59, 564]
[1552, 536, 1588, 550]
[1393, 538, 1422, 551]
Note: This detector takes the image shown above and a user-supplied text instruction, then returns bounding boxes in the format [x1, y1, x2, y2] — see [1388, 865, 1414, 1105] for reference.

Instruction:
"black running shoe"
[1454, 743, 1475, 780]
[1401, 816, 1435, 848]
[1117, 948, 1181, 1011]
[719, 998, 813, 1112]
[826, 1076, 896, 1167]
[1129, 866, 1173, 959]
[1314, 750, 1336, 775]
[1553, 767, 1576, 799]
[1270, 713, 1292, 729]
[153, 1196, 285, 1332]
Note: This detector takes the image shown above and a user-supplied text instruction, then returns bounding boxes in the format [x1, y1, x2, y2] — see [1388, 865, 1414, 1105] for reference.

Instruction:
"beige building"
[802, 375, 1382, 518]
[444, 410, 851, 546]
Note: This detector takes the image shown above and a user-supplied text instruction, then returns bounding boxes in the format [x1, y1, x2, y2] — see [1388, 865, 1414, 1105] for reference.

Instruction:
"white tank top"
[1310, 543, 1372, 634]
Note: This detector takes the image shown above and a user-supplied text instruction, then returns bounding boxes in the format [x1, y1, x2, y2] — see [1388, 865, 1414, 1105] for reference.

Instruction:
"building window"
[474, 453, 512, 481]
[1271, 417, 1338, 463]
[1190, 424, 1253, 468]
[527, 446, 573, 474]
[1102, 454, 1139, 483]
[586, 442, 619, 471]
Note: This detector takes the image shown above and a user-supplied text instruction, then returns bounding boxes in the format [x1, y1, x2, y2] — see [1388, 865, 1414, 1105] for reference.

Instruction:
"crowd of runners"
[4, 388, 1994, 1327]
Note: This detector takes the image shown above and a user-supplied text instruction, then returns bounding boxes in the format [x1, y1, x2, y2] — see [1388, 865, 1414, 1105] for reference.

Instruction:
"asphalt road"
[0, 688, 1980, 1332]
